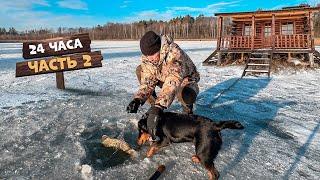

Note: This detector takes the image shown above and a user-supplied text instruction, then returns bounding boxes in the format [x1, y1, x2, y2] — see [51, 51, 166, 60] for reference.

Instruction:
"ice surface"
[0, 41, 319, 179]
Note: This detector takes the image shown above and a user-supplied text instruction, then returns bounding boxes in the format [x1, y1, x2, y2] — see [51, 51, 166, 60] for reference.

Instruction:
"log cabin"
[203, 5, 320, 77]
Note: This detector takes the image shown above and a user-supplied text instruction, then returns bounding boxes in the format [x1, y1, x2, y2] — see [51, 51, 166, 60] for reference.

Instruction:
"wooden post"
[217, 16, 223, 50]
[56, 72, 65, 89]
[309, 12, 315, 51]
[216, 16, 223, 65]
[251, 15, 255, 50]
[272, 14, 276, 50]
[217, 52, 222, 66]
[309, 53, 315, 67]
[309, 12, 315, 67]
[288, 53, 291, 62]
[241, 53, 244, 63]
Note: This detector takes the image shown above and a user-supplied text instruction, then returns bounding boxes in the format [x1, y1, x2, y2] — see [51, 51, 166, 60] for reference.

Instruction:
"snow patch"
[0, 41, 319, 179]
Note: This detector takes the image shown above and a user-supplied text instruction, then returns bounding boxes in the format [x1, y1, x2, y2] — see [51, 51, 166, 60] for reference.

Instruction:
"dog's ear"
[138, 118, 148, 131]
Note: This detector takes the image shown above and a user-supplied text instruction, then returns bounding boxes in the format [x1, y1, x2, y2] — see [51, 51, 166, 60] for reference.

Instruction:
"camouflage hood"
[136, 34, 200, 108]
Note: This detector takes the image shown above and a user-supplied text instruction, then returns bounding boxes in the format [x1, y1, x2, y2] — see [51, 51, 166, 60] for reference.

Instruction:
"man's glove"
[147, 106, 163, 141]
[127, 98, 143, 113]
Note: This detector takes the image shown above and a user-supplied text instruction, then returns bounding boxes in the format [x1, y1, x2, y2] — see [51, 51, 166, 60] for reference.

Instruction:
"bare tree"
[2, 14, 320, 41]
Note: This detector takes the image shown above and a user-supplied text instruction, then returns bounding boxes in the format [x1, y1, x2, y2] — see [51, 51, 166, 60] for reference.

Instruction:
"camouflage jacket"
[134, 35, 200, 108]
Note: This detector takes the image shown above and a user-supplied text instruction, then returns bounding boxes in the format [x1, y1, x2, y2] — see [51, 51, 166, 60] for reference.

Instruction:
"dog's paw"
[191, 155, 200, 163]
[146, 146, 158, 158]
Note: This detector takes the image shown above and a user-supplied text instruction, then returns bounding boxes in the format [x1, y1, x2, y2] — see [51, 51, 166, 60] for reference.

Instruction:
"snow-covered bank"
[0, 41, 319, 179]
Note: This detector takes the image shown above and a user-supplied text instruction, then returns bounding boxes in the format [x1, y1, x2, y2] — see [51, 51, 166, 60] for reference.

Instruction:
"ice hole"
[80, 126, 133, 170]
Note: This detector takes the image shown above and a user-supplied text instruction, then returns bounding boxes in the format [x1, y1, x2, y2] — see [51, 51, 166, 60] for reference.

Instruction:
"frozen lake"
[0, 41, 320, 179]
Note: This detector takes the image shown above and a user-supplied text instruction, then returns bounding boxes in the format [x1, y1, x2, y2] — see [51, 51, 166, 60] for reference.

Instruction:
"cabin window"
[244, 25, 252, 36]
[281, 22, 294, 35]
[264, 24, 271, 37]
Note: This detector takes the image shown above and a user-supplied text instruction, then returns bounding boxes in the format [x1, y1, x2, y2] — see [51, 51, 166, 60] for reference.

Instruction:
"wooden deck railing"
[274, 34, 311, 49]
[221, 36, 252, 49]
[220, 34, 311, 50]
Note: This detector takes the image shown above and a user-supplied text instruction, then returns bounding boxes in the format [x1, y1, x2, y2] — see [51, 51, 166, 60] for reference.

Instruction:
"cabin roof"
[215, 6, 320, 18]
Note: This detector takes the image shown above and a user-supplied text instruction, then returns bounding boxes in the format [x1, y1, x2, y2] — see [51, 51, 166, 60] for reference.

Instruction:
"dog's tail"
[215, 120, 244, 130]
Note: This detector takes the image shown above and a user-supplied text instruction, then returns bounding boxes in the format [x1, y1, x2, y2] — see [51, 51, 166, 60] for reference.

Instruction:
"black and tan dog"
[137, 111, 244, 180]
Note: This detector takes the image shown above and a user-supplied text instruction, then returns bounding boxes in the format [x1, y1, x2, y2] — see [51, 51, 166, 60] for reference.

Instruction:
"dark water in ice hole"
[80, 125, 138, 170]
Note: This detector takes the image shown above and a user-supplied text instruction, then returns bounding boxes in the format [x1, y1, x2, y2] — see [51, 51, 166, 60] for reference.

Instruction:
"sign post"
[56, 72, 65, 89]
[16, 33, 103, 89]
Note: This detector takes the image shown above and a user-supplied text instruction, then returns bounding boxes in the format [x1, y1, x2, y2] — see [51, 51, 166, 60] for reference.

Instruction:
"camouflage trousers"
[136, 65, 199, 114]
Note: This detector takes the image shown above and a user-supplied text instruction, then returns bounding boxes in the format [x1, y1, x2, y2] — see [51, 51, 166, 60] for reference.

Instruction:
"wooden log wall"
[228, 16, 311, 49]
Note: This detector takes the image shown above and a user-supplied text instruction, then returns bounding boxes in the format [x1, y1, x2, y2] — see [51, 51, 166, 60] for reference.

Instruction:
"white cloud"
[57, 0, 88, 10]
[168, 1, 241, 15]
[123, 9, 175, 22]
[0, 0, 99, 31]
[0, 0, 50, 11]
[271, 0, 319, 10]
[270, 4, 288, 10]
[31, 0, 50, 6]
[0, 0, 243, 30]
[308, 0, 320, 6]
[120, 0, 132, 8]
[122, 1, 241, 22]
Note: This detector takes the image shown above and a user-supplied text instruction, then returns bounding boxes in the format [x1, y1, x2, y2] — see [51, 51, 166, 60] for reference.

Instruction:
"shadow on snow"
[194, 77, 296, 177]
[283, 122, 320, 179]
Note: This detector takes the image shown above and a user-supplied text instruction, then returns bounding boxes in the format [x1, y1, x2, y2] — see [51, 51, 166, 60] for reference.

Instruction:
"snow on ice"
[0, 41, 319, 179]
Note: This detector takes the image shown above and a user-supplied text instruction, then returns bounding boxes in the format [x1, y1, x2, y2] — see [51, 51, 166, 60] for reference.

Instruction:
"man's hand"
[147, 106, 163, 141]
[127, 98, 143, 113]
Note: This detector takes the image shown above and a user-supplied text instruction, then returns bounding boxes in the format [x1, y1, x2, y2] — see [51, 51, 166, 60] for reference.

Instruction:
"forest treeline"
[1, 14, 320, 41]
[0, 15, 219, 41]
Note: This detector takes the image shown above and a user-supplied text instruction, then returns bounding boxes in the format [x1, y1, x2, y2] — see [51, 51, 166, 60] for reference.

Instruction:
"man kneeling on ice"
[127, 31, 200, 140]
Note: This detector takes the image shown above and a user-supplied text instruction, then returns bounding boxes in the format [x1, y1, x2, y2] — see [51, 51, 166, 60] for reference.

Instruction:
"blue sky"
[0, 0, 318, 31]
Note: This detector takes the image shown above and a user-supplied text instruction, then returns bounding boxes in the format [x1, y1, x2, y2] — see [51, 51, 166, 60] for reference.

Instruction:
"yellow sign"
[27, 55, 92, 73]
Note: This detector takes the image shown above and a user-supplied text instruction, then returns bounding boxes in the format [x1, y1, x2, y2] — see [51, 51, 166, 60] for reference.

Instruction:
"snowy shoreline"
[0, 41, 319, 179]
